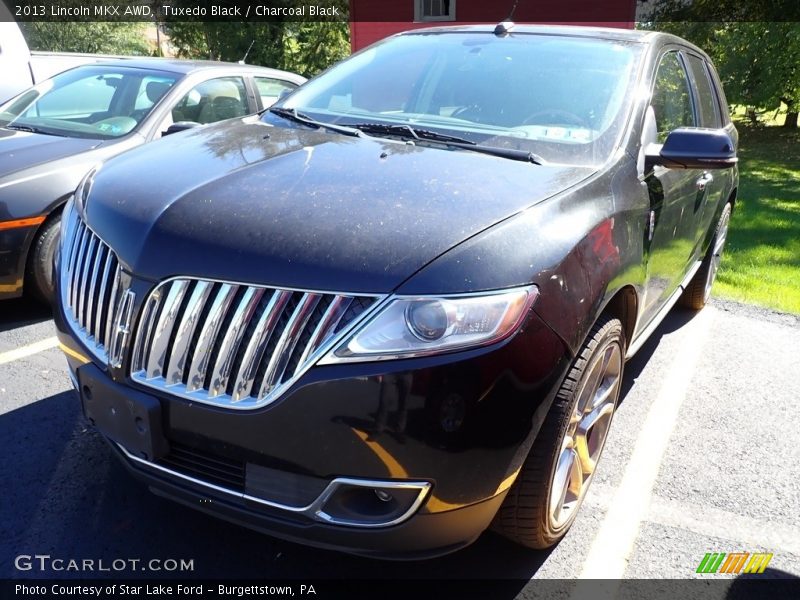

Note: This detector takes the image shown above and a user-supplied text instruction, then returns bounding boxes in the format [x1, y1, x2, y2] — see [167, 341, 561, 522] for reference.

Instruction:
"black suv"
[55, 25, 737, 558]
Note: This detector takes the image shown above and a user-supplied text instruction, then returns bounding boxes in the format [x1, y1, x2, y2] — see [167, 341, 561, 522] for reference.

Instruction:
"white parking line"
[584, 482, 800, 556]
[579, 307, 717, 580]
[0, 337, 59, 365]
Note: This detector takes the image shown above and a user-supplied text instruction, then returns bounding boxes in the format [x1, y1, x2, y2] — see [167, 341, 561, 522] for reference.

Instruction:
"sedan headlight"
[321, 285, 538, 363]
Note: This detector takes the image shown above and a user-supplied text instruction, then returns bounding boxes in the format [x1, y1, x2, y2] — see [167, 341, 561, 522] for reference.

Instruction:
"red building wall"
[349, 0, 636, 51]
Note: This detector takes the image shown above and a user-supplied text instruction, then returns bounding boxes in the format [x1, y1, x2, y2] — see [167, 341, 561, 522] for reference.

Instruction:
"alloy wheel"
[548, 340, 622, 530]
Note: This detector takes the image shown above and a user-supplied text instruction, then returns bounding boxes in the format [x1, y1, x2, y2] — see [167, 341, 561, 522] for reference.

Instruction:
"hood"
[86, 119, 594, 293]
[0, 128, 103, 181]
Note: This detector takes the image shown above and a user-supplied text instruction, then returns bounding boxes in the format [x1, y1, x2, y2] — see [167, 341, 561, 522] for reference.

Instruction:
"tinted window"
[651, 52, 695, 142]
[686, 54, 720, 128]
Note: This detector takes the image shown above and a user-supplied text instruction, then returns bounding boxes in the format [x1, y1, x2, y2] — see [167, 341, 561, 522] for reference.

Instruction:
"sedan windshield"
[0, 66, 180, 139]
[273, 32, 643, 166]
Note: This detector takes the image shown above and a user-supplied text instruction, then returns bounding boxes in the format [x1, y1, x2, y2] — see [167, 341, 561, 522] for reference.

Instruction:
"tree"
[640, 1, 800, 127]
[21, 22, 151, 55]
[162, 1, 349, 77]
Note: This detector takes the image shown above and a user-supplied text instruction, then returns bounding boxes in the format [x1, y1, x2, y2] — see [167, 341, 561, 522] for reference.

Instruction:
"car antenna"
[239, 40, 255, 65]
[495, 0, 521, 36]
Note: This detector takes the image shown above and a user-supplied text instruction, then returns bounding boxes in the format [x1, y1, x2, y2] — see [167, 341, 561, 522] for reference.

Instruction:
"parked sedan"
[0, 59, 304, 302]
[55, 25, 737, 558]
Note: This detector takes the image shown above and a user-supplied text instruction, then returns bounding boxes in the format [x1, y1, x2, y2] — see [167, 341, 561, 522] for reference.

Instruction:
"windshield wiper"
[5, 123, 61, 136]
[269, 107, 363, 138]
[351, 123, 476, 145]
[350, 122, 544, 165]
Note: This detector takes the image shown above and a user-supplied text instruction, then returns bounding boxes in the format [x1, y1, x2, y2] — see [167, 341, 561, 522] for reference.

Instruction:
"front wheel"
[493, 315, 625, 548]
[25, 213, 61, 304]
[680, 202, 732, 310]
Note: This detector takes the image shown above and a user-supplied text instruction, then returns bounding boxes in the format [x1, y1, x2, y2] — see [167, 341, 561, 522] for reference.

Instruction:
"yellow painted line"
[578, 307, 716, 581]
[0, 336, 59, 365]
[0, 215, 46, 230]
[59, 342, 90, 364]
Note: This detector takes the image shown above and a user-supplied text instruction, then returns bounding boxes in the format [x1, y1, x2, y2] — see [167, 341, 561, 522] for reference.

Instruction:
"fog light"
[316, 479, 431, 527]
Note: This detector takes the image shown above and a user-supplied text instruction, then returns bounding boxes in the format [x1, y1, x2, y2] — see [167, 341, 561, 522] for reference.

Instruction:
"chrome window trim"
[117, 443, 431, 528]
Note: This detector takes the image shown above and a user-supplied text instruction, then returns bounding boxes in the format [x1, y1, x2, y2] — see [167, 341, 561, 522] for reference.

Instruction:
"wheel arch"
[598, 285, 639, 351]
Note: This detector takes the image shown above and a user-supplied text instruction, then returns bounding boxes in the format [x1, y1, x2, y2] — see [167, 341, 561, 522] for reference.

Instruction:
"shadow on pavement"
[0, 297, 52, 333]
[1, 389, 549, 590]
[619, 306, 700, 403]
[1, 304, 713, 590]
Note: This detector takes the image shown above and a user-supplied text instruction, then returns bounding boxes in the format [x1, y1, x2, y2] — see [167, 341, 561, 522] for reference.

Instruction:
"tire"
[493, 315, 625, 549]
[680, 202, 732, 310]
[25, 213, 61, 304]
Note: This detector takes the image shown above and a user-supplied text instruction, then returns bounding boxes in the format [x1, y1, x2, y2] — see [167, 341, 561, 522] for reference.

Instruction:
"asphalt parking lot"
[1, 296, 799, 592]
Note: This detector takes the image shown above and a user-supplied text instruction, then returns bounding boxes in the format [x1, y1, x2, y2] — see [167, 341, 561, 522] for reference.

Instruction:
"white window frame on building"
[415, 0, 456, 22]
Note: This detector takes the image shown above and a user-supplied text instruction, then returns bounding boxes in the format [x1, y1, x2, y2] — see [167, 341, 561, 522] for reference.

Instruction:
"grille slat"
[145, 280, 190, 380]
[259, 293, 321, 398]
[77, 235, 97, 326]
[293, 295, 353, 376]
[185, 284, 238, 393]
[165, 281, 214, 386]
[231, 289, 290, 402]
[60, 205, 124, 363]
[208, 287, 265, 399]
[132, 279, 378, 410]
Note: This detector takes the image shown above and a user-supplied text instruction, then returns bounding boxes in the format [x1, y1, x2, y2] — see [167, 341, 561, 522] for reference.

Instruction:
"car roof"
[398, 24, 709, 59]
[82, 57, 304, 80]
[401, 24, 671, 45]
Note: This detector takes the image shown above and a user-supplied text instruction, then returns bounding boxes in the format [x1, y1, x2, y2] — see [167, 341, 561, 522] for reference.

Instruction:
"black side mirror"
[164, 121, 200, 136]
[645, 128, 737, 170]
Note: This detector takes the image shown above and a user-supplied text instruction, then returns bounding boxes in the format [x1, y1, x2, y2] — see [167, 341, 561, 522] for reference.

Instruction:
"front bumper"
[55, 268, 570, 557]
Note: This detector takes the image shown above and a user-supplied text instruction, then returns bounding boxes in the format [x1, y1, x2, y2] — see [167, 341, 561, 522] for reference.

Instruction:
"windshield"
[272, 32, 643, 166]
[0, 66, 180, 139]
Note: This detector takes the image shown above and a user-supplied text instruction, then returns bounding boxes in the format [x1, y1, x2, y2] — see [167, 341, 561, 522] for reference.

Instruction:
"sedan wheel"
[25, 213, 61, 304]
[493, 315, 624, 548]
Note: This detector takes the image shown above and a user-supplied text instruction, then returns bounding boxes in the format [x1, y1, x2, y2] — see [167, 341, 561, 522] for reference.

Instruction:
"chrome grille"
[131, 278, 380, 409]
[60, 203, 123, 363]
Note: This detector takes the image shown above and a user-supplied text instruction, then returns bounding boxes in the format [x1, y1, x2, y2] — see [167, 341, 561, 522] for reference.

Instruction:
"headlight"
[321, 285, 537, 363]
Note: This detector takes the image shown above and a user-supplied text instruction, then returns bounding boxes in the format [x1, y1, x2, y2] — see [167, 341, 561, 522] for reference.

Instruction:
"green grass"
[713, 123, 800, 314]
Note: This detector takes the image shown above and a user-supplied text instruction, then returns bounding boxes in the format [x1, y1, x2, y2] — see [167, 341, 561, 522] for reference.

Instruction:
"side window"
[686, 54, 720, 128]
[651, 52, 696, 142]
[134, 75, 176, 113]
[170, 76, 248, 126]
[254, 77, 297, 108]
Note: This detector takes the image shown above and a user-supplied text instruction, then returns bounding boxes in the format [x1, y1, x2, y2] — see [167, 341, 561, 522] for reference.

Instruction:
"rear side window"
[254, 77, 297, 108]
[651, 51, 696, 142]
[685, 54, 720, 128]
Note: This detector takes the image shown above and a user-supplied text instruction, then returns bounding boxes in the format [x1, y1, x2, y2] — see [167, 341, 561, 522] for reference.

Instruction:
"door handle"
[696, 172, 713, 192]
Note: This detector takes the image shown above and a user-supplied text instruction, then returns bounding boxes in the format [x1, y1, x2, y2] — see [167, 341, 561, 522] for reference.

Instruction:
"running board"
[626, 259, 703, 359]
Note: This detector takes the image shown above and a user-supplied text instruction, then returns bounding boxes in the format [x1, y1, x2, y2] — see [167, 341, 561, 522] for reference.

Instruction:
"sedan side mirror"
[645, 128, 737, 170]
[164, 121, 201, 136]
